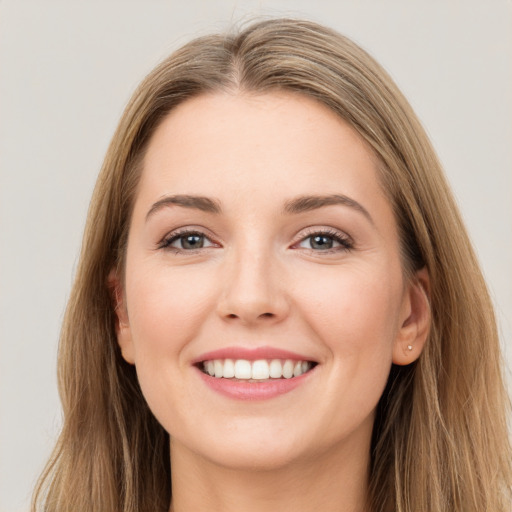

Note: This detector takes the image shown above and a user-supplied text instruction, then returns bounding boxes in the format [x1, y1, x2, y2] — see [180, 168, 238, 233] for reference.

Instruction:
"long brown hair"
[33, 18, 511, 511]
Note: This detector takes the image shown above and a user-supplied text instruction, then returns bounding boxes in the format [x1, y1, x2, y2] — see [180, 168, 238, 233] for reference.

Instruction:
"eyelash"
[157, 228, 218, 253]
[158, 228, 354, 254]
[293, 228, 354, 254]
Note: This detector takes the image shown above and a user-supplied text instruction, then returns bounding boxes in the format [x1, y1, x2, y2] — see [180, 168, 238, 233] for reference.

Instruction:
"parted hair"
[33, 18, 511, 512]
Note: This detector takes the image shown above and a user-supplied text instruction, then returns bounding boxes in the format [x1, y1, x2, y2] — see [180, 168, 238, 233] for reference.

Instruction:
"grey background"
[1, 1, 511, 510]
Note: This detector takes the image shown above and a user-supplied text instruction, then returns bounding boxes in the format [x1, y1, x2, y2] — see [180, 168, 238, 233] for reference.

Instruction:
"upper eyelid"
[161, 226, 216, 240]
[157, 225, 353, 247]
[290, 227, 355, 252]
[158, 227, 219, 249]
[292, 226, 352, 242]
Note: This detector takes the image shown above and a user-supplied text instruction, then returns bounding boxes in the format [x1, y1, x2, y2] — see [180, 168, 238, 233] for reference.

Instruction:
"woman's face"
[115, 92, 426, 471]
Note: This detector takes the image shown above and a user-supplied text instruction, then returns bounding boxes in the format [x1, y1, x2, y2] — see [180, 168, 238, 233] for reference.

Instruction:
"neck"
[168, 438, 370, 512]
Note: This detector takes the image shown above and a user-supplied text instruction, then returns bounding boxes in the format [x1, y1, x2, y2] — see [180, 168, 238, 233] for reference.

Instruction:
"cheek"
[300, 265, 403, 347]
[125, 263, 215, 361]
[122, 265, 215, 429]
[296, 263, 404, 411]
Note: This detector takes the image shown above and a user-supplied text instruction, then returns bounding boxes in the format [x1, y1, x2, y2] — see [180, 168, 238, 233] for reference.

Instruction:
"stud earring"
[407, 345, 413, 351]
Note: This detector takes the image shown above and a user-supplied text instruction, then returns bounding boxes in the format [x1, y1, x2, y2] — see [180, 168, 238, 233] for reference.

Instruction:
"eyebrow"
[145, 193, 373, 224]
[146, 194, 222, 221]
[283, 194, 374, 224]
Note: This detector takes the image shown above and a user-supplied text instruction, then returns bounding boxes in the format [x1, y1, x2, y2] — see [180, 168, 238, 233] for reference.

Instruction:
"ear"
[107, 269, 135, 365]
[392, 267, 431, 366]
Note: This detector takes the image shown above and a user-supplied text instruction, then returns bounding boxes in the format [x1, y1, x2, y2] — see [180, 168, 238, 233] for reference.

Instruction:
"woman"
[32, 18, 511, 512]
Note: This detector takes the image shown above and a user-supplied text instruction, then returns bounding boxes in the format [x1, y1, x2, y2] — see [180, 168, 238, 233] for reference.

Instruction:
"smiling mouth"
[199, 358, 317, 381]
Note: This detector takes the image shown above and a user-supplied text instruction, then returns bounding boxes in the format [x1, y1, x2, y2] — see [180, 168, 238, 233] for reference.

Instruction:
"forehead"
[137, 92, 387, 209]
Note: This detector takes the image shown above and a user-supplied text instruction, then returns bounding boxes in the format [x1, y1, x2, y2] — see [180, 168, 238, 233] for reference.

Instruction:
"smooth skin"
[112, 92, 430, 512]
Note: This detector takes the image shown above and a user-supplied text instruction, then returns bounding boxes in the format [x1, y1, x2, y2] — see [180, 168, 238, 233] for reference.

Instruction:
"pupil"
[311, 235, 333, 250]
[182, 234, 203, 249]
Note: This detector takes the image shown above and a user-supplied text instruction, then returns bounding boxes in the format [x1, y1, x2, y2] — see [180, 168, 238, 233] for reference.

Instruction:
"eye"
[296, 230, 353, 252]
[159, 230, 217, 252]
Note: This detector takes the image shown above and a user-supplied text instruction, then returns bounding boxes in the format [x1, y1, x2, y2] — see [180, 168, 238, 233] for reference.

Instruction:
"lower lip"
[196, 367, 315, 400]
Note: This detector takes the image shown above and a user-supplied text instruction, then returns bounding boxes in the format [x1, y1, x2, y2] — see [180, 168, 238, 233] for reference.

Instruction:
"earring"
[407, 345, 413, 351]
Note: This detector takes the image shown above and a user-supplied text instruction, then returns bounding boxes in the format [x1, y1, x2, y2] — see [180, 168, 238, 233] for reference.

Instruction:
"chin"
[172, 420, 315, 472]
[203, 441, 306, 472]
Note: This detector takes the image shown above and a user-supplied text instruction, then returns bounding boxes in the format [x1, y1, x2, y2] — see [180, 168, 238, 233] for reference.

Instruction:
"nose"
[216, 248, 290, 326]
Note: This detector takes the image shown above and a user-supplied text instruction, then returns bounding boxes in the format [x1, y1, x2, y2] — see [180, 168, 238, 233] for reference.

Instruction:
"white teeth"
[201, 358, 313, 380]
[269, 359, 283, 378]
[223, 359, 235, 378]
[251, 360, 270, 380]
[214, 360, 223, 378]
[282, 360, 294, 379]
[234, 359, 252, 379]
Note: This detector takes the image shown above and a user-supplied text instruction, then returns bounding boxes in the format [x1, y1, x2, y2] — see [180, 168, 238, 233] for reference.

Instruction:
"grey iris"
[311, 235, 333, 250]
[182, 234, 204, 249]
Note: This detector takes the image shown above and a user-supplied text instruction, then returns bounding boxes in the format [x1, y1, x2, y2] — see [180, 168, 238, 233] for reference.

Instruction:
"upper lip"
[192, 346, 318, 365]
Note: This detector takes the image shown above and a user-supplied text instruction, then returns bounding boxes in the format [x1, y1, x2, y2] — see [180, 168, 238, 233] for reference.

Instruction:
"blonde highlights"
[33, 18, 511, 512]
